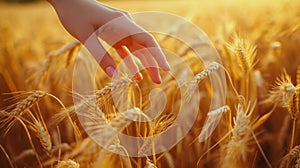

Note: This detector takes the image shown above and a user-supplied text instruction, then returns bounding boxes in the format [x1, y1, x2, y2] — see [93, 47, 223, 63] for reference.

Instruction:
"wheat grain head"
[184, 61, 220, 102]
[221, 100, 256, 168]
[0, 90, 46, 133]
[227, 34, 257, 73]
[56, 159, 80, 168]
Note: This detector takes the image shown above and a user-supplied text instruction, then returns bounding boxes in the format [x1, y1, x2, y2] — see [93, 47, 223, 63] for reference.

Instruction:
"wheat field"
[0, 0, 300, 167]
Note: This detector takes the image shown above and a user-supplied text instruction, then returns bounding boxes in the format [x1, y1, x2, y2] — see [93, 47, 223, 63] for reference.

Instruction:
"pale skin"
[47, 0, 170, 84]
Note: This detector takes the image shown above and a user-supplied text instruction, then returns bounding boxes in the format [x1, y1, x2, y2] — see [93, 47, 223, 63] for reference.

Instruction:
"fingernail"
[154, 75, 162, 84]
[105, 66, 115, 77]
[135, 72, 143, 81]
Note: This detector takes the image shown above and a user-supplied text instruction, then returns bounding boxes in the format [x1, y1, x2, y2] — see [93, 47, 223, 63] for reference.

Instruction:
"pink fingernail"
[105, 66, 115, 77]
[135, 72, 143, 81]
[153, 75, 162, 84]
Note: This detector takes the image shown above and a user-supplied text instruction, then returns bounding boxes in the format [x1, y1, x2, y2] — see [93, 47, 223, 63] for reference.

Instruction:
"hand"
[48, 0, 170, 84]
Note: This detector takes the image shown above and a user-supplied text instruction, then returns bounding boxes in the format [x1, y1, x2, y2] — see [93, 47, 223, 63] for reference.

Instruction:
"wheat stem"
[287, 119, 298, 167]
[0, 144, 14, 168]
[250, 129, 272, 168]
[297, 64, 300, 85]
[15, 116, 43, 167]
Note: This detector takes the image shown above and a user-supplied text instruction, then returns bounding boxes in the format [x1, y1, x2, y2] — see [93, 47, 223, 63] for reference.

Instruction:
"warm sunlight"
[0, 0, 299, 167]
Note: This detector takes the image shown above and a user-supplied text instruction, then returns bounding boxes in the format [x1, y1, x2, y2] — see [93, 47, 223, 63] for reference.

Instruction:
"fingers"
[115, 46, 143, 80]
[83, 32, 117, 77]
[127, 44, 162, 84]
[133, 33, 171, 71]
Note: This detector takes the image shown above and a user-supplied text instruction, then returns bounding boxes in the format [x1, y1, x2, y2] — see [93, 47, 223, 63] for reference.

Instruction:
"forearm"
[47, 0, 107, 9]
[47, 0, 80, 5]
[49, 0, 110, 22]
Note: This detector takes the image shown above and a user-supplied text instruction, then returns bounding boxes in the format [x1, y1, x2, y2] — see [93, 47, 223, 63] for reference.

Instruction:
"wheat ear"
[84, 108, 146, 148]
[221, 101, 256, 168]
[287, 91, 300, 167]
[280, 145, 300, 168]
[0, 91, 46, 133]
[144, 158, 157, 168]
[56, 159, 80, 168]
[65, 42, 81, 68]
[269, 70, 299, 167]
[207, 105, 230, 116]
[30, 121, 52, 156]
[184, 61, 220, 102]
[50, 75, 133, 126]
[227, 34, 257, 73]
[199, 105, 230, 142]
[95, 74, 133, 100]
[269, 69, 295, 109]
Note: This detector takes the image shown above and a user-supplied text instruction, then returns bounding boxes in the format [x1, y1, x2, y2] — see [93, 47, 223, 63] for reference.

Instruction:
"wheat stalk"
[0, 144, 14, 168]
[138, 114, 175, 156]
[269, 70, 299, 167]
[221, 101, 256, 168]
[291, 92, 300, 119]
[13, 116, 43, 167]
[5, 103, 53, 157]
[35, 41, 80, 85]
[296, 64, 300, 85]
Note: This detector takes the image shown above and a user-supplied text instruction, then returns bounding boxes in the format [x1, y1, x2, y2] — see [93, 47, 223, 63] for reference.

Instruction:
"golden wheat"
[35, 41, 80, 86]
[220, 100, 256, 168]
[227, 35, 257, 73]
[56, 159, 80, 168]
[0, 90, 46, 133]
[280, 145, 300, 168]
[138, 114, 175, 156]
[31, 120, 52, 156]
[199, 105, 230, 142]
[144, 158, 157, 168]
[184, 61, 220, 102]
[1, 1, 300, 167]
